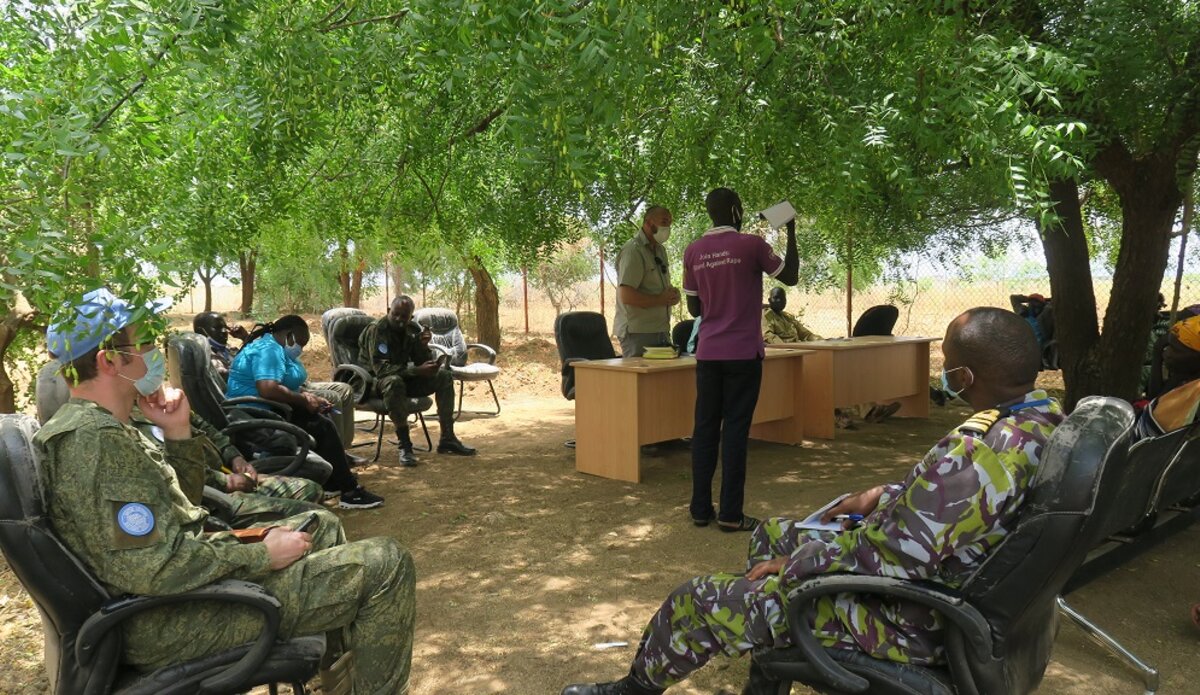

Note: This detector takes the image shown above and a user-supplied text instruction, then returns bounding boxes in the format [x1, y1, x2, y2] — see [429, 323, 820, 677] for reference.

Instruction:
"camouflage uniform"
[762, 308, 819, 344]
[130, 409, 324, 526]
[629, 391, 1063, 687]
[359, 315, 455, 443]
[35, 398, 415, 693]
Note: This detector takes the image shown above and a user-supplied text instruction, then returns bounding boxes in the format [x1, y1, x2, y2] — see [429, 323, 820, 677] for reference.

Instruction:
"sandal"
[692, 510, 716, 527]
[718, 515, 761, 533]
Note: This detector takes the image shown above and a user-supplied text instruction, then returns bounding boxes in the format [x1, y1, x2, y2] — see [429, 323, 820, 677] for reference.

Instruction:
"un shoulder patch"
[958, 409, 1002, 437]
[117, 503, 155, 537]
[377, 343, 389, 354]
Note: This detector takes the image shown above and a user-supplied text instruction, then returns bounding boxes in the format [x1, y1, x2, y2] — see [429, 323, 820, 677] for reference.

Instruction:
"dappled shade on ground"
[0, 326, 1187, 694]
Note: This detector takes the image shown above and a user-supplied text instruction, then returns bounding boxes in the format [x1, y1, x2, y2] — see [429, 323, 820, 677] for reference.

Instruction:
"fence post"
[523, 267, 530, 334]
[599, 247, 606, 317]
[845, 235, 854, 336]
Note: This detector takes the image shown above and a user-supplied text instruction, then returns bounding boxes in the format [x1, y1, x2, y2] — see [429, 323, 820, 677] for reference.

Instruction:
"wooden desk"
[771, 336, 938, 439]
[572, 349, 811, 483]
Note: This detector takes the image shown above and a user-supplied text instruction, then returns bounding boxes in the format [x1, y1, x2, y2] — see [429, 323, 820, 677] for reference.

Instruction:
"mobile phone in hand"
[296, 512, 320, 534]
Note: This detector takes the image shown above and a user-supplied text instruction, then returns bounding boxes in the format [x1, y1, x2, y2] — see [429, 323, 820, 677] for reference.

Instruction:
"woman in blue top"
[227, 315, 383, 509]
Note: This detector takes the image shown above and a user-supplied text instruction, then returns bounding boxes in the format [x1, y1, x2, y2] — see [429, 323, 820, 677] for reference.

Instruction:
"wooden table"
[771, 336, 938, 439]
[572, 348, 812, 483]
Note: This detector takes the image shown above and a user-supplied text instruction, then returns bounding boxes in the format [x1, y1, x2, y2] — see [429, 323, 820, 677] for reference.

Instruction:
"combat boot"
[741, 658, 788, 695]
[560, 674, 664, 695]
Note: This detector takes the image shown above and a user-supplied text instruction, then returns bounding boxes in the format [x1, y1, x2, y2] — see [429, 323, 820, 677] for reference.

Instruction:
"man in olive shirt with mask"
[614, 206, 681, 357]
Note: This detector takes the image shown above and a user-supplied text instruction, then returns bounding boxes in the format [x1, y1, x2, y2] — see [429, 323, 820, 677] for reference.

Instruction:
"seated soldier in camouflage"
[131, 408, 328, 526]
[360, 295, 477, 466]
[37, 288, 415, 693]
[761, 287, 819, 344]
[562, 307, 1063, 695]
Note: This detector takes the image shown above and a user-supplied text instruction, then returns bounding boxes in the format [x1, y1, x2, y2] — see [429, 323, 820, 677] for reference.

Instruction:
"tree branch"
[319, 10, 409, 32]
[93, 34, 179, 132]
[450, 107, 507, 144]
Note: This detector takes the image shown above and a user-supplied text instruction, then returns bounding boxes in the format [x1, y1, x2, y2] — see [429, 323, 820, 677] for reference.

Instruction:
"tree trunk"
[238, 249, 257, 315]
[1041, 160, 1181, 407]
[468, 257, 501, 350]
[337, 244, 352, 307]
[348, 256, 366, 308]
[197, 265, 216, 312]
[0, 315, 20, 414]
[390, 257, 405, 300]
[0, 308, 36, 413]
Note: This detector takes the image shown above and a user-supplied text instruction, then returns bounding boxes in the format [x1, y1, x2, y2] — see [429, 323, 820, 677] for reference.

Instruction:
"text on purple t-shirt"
[682, 227, 784, 360]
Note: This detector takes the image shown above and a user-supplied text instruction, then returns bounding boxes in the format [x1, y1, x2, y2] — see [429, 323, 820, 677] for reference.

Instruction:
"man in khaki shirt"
[614, 206, 681, 356]
[762, 287, 820, 344]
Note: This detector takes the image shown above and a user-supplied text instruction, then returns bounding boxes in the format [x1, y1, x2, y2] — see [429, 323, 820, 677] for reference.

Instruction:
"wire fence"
[182, 236, 1200, 345]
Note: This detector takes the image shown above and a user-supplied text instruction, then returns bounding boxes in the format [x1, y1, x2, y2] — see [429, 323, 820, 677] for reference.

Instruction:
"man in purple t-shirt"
[681, 187, 798, 532]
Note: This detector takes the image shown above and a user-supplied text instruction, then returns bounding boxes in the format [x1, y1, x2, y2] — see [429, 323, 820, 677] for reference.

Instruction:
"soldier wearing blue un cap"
[36, 288, 416, 693]
[46, 287, 173, 392]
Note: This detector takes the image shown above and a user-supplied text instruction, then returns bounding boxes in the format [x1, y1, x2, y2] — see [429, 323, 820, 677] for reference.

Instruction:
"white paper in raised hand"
[758, 200, 796, 228]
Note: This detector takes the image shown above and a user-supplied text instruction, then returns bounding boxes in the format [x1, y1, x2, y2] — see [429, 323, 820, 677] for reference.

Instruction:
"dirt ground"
[2, 319, 1198, 694]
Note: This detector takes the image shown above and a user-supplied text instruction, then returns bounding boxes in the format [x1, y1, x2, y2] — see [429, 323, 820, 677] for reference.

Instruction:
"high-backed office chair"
[1052, 415, 1199, 695]
[413, 307, 501, 419]
[320, 308, 431, 461]
[554, 312, 618, 449]
[0, 414, 325, 695]
[168, 333, 315, 479]
[553, 311, 618, 401]
[672, 319, 696, 355]
[851, 305, 899, 337]
[750, 396, 1135, 695]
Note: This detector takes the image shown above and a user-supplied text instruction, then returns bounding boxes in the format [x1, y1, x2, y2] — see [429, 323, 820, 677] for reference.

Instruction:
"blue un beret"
[46, 288, 172, 362]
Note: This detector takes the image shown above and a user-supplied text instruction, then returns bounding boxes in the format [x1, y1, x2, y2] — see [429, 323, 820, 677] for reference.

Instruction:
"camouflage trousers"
[378, 369, 456, 442]
[125, 514, 416, 695]
[226, 479, 325, 528]
[251, 474, 324, 503]
[632, 519, 864, 688]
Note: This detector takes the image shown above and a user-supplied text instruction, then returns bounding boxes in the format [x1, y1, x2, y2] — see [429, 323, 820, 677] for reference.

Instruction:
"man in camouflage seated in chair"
[562, 307, 1063, 695]
[37, 288, 415, 693]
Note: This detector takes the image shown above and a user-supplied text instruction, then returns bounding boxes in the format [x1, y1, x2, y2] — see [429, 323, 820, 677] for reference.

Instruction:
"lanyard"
[1003, 398, 1052, 414]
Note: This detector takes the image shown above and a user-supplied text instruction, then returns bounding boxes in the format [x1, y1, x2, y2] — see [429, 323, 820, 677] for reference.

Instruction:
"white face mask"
[653, 225, 671, 244]
[117, 347, 166, 397]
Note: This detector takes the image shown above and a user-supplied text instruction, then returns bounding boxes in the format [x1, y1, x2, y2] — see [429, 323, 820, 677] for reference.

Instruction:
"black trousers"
[689, 358, 763, 524]
[291, 409, 358, 493]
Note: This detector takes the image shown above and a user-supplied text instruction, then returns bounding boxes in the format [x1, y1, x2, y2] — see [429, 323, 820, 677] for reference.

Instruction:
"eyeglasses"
[654, 256, 668, 274]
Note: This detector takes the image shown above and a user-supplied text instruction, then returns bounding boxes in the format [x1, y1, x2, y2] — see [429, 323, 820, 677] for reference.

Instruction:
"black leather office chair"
[168, 333, 315, 479]
[414, 307, 501, 419]
[553, 311, 618, 401]
[851, 305, 899, 337]
[320, 308, 431, 461]
[750, 396, 1134, 695]
[0, 414, 325, 695]
[554, 311, 618, 449]
[1052, 412, 1193, 695]
[672, 319, 696, 355]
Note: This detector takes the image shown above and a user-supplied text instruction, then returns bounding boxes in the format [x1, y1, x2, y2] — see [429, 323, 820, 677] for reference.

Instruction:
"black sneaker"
[338, 486, 384, 509]
[398, 447, 420, 467]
